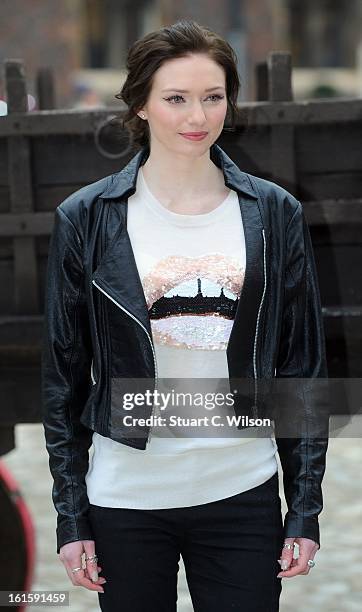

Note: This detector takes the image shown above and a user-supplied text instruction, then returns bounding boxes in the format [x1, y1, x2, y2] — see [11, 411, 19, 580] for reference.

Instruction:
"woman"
[41, 19, 329, 611]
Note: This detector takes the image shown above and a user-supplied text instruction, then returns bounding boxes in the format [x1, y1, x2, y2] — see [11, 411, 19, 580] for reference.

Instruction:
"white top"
[85, 165, 278, 508]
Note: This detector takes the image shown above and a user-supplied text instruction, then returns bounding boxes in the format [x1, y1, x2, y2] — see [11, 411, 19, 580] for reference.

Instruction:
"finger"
[62, 553, 84, 586]
[277, 538, 295, 572]
[64, 561, 105, 592]
[65, 566, 86, 587]
[83, 568, 106, 585]
[83, 541, 100, 583]
[84, 565, 103, 581]
[73, 573, 106, 592]
[66, 565, 105, 592]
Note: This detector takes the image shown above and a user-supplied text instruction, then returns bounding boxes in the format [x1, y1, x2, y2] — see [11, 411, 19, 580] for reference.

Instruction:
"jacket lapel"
[227, 197, 267, 378]
[92, 216, 153, 336]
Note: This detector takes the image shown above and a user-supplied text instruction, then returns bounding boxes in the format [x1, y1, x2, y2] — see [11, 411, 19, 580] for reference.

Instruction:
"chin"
[177, 137, 211, 149]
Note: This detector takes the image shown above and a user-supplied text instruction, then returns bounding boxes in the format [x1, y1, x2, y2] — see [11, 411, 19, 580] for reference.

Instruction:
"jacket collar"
[99, 142, 258, 201]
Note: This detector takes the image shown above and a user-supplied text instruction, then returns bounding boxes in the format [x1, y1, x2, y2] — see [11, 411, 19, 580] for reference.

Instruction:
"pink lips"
[180, 132, 208, 141]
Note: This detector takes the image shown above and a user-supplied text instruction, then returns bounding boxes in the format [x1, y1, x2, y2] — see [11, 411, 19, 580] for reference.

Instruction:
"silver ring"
[283, 543, 294, 550]
[307, 559, 316, 568]
[85, 554, 98, 562]
[71, 567, 83, 574]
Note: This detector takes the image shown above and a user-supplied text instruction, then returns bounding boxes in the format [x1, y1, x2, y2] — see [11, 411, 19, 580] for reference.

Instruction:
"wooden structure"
[0, 53, 362, 456]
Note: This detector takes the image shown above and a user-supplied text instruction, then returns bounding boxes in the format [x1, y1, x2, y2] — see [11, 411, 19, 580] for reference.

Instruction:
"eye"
[207, 94, 225, 102]
[164, 95, 184, 104]
[164, 94, 225, 104]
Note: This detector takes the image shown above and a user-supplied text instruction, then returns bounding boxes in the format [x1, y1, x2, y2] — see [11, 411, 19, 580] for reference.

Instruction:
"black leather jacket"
[41, 143, 329, 554]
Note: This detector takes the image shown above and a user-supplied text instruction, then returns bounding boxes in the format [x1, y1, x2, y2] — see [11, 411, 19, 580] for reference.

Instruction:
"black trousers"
[88, 471, 284, 612]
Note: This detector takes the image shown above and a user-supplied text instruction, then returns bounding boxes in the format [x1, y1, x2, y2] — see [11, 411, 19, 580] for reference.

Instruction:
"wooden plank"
[296, 124, 362, 173]
[32, 135, 129, 183]
[5, 60, 28, 113]
[299, 172, 362, 200]
[270, 124, 297, 195]
[0, 212, 54, 236]
[317, 244, 362, 305]
[302, 199, 362, 225]
[311, 223, 362, 245]
[267, 52, 293, 102]
[0, 140, 8, 183]
[13, 237, 39, 313]
[266, 52, 296, 194]
[219, 129, 271, 174]
[0, 367, 41, 424]
[0, 99, 361, 137]
[324, 316, 362, 377]
[35, 185, 92, 211]
[255, 61, 268, 101]
[0, 187, 10, 213]
[0, 315, 42, 346]
[8, 136, 33, 211]
[323, 307, 362, 317]
[36, 67, 56, 110]
[237, 99, 362, 125]
[5, 60, 39, 315]
[0, 260, 14, 313]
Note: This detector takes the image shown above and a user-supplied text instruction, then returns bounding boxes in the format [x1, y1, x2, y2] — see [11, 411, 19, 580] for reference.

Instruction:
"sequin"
[141, 253, 245, 350]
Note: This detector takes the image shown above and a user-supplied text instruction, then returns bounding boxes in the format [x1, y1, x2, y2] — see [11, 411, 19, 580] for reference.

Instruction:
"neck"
[141, 140, 224, 201]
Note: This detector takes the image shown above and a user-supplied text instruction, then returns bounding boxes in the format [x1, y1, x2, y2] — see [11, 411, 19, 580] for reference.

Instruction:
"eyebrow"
[161, 86, 225, 93]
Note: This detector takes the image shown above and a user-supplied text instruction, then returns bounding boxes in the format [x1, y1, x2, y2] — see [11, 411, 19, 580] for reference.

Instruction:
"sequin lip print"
[143, 254, 245, 350]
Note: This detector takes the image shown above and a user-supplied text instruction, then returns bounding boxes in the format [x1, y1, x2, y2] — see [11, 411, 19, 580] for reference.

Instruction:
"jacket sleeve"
[274, 199, 330, 550]
[41, 205, 94, 554]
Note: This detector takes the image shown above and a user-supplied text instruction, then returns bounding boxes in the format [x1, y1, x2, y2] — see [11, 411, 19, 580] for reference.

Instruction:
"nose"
[187, 102, 207, 126]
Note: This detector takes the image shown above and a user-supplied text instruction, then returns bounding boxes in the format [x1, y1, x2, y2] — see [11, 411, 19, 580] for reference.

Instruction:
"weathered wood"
[317, 243, 362, 306]
[31, 135, 129, 183]
[302, 199, 362, 225]
[4, 60, 28, 113]
[323, 307, 362, 317]
[299, 173, 362, 200]
[270, 124, 297, 195]
[0, 212, 55, 236]
[7, 136, 33, 211]
[255, 61, 268, 101]
[36, 67, 56, 110]
[267, 51, 293, 102]
[0, 99, 361, 138]
[296, 124, 362, 172]
[5, 60, 39, 315]
[324, 315, 362, 377]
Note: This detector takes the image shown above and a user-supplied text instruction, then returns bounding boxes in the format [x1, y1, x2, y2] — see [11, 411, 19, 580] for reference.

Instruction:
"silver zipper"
[92, 279, 158, 444]
[252, 229, 267, 418]
[90, 358, 96, 385]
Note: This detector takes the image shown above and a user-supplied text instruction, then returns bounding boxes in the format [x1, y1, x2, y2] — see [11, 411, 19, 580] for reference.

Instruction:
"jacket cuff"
[56, 516, 94, 555]
[282, 512, 320, 549]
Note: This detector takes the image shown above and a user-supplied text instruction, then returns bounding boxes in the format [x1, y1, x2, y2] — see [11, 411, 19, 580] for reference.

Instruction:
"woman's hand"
[277, 537, 319, 578]
[59, 540, 106, 592]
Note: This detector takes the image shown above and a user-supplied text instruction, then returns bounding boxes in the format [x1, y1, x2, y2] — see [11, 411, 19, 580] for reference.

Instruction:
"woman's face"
[138, 53, 228, 155]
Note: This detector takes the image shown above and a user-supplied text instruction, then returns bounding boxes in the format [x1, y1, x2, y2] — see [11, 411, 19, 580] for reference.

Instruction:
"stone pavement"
[2, 424, 361, 612]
